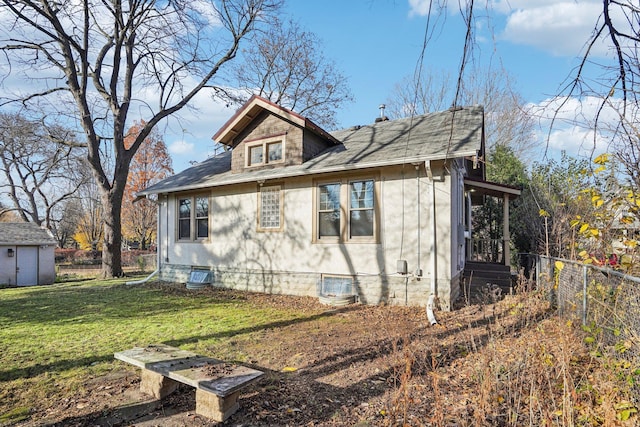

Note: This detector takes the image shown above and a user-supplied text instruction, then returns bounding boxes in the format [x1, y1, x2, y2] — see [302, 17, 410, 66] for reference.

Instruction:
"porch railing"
[467, 238, 504, 263]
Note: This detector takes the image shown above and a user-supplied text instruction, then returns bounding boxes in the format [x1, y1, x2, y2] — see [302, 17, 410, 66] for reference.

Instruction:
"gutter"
[138, 152, 479, 197]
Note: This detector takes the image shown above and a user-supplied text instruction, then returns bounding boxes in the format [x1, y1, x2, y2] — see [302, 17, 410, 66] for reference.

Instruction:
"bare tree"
[51, 198, 83, 248]
[225, 18, 353, 129]
[0, 112, 87, 230]
[73, 179, 104, 252]
[385, 69, 453, 119]
[557, 0, 640, 214]
[386, 67, 535, 155]
[562, 0, 639, 111]
[0, 199, 20, 222]
[0, 0, 280, 277]
[122, 121, 173, 250]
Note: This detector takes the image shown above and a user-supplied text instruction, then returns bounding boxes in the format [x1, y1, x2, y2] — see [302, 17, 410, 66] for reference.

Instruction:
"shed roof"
[140, 105, 484, 196]
[0, 222, 57, 245]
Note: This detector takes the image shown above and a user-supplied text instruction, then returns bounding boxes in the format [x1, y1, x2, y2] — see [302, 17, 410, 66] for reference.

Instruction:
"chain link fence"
[522, 254, 640, 401]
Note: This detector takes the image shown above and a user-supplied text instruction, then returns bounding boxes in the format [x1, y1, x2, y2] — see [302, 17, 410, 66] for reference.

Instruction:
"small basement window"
[319, 275, 354, 297]
[318, 275, 356, 306]
[186, 267, 212, 290]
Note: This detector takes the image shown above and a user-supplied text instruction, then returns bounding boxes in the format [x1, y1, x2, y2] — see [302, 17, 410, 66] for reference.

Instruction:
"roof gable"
[213, 95, 339, 146]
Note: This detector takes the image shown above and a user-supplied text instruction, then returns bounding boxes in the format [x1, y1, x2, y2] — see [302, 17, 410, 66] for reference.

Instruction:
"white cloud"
[544, 126, 605, 158]
[500, 2, 603, 56]
[408, 1, 611, 58]
[525, 95, 627, 160]
[408, 0, 434, 17]
[190, 0, 223, 27]
[158, 87, 244, 171]
[490, 0, 579, 15]
[168, 140, 195, 156]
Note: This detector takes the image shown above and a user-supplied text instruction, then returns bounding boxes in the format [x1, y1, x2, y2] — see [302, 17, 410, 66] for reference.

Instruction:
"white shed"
[0, 223, 57, 286]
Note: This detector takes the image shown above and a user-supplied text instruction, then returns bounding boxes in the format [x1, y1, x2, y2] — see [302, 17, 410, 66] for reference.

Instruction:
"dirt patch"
[11, 284, 635, 426]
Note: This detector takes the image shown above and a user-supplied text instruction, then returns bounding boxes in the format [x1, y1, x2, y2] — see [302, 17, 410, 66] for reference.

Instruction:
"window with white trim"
[315, 178, 377, 242]
[177, 195, 209, 240]
[259, 185, 282, 230]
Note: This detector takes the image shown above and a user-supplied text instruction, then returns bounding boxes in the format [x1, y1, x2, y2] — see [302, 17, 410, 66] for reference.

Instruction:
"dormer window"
[249, 145, 264, 165]
[246, 135, 284, 167]
[267, 141, 282, 162]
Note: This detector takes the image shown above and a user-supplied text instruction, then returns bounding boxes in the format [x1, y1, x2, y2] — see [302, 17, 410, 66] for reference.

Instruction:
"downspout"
[425, 160, 438, 325]
[126, 195, 161, 286]
[413, 163, 423, 277]
[126, 269, 158, 286]
[427, 294, 438, 325]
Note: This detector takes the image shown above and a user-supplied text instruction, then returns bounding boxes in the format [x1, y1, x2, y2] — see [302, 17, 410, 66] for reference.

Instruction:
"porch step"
[461, 262, 515, 304]
[465, 261, 511, 274]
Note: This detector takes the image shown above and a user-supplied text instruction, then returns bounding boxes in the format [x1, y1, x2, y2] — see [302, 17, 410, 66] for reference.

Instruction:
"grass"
[0, 276, 320, 422]
[1, 276, 637, 426]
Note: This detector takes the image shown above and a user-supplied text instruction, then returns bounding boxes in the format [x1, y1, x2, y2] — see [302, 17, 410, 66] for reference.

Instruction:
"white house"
[139, 96, 518, 310]
[0, 222, 57, 286]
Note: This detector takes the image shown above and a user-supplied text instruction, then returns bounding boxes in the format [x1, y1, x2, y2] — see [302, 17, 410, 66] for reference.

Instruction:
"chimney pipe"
[375, 104, 388, 123]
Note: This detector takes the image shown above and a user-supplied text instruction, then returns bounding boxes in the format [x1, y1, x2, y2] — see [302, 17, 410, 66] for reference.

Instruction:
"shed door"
[17, 246, 38, 286]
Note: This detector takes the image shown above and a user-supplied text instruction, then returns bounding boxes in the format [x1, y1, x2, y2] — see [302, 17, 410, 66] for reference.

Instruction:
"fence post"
[582, 264, 588, 326]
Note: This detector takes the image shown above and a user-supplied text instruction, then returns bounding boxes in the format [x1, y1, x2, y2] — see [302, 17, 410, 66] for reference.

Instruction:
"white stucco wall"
[157, 163, 463, 309]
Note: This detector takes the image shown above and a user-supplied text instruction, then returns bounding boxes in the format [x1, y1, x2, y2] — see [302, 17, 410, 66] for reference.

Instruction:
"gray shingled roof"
[0, 222, 57, 245]
[140, 106, 484, 196]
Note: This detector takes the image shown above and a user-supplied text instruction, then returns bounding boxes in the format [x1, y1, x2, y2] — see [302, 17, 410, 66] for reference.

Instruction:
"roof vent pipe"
[375, 104, 389, 123]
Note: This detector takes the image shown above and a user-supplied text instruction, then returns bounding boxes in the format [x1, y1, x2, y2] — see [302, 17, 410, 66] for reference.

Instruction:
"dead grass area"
[9, 284, 638, 427]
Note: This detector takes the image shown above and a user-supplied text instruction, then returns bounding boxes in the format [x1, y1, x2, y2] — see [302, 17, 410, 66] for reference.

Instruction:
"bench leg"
[195, 389, 241, 422]
[140, 369, 179, 399]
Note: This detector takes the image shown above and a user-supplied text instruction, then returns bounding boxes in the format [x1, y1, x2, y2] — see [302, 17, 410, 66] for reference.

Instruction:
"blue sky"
[0, 0, 612, 173]
[166, 0, 613, 172]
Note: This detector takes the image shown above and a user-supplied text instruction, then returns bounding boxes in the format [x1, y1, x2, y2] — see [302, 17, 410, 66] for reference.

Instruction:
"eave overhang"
[464, 176, 521, 203]
[212, 95, 340, 147]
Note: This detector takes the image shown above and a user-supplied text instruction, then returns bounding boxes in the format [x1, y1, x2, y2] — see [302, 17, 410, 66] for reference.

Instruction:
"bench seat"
[115, 344, 263, 421]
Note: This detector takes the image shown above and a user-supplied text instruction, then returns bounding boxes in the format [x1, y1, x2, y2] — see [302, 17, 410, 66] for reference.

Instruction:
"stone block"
[195, 389, 241, 422]
[140, 369, 179, 399]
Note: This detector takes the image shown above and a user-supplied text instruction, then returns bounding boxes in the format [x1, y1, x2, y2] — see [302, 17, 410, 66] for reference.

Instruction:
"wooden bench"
[114, 344, 263, 422]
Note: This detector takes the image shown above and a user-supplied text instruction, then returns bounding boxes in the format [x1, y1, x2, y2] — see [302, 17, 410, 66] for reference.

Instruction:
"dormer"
[213, 95, 340, 174]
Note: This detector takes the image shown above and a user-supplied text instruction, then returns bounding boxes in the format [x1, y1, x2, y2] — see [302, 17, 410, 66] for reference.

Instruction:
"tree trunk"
[100, 177, 127, 278]
[101, 191, 123, 277]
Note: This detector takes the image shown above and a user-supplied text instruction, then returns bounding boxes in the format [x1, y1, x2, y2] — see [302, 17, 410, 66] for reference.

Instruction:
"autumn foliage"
[121, 121, 173, 249]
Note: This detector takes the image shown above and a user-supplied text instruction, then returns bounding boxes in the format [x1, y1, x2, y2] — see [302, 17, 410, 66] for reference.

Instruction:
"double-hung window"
[318, 183, 341, 237]
[177, 195, 209, 241]
[349, 180, 375, 238]
[315, 178, 377, 242]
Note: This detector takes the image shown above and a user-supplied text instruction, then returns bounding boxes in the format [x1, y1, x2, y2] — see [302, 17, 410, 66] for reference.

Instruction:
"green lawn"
[0, 277, 316, 423]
